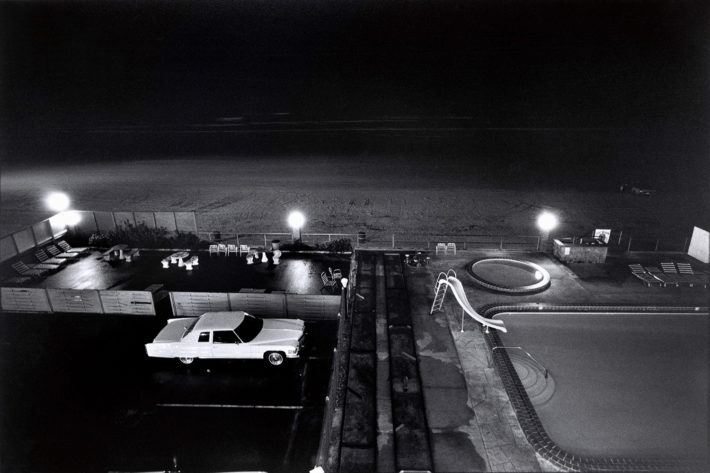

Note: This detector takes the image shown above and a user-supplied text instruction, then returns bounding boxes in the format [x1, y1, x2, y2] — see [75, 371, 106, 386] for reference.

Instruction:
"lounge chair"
[628, 264, 645, 273]
[321, 271, 337, 293]
[631, 271, 663, 287]
[329, 267, 342, 279]
[11, 261, 50, 278]
[2, 276, 33, 285]
[35, 249, 67, 267]
[227, 244, 237, 256]
[218, 244, 228, 255]
[660, 262, 677, 274]
[45, 244, 79, 260]
[676, 263, 694, 274]
[209, 244, 219, 255]
[57, 240, 89, 255]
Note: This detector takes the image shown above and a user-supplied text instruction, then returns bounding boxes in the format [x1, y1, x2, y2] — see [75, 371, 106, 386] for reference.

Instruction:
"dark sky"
[1, 0, 708, 185]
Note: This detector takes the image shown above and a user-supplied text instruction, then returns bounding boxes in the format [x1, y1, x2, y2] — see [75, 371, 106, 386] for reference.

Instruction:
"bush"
[86, 222, 207, 250]
[315, 238, 353, 253]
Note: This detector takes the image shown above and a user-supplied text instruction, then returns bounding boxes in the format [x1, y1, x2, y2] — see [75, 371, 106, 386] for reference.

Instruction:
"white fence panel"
[228, 292, 287, 317]
[99, 290, 156, 315]
[1, 287, 52, 312]
[170, 292, 230, 317]
[46, 289, 103, 313]
[286, 294, 340, 320]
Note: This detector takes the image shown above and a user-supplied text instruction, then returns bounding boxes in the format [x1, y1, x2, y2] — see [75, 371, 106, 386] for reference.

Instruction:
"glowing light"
[537, 212, 558, 232]
[46, 192, 70, 212]
[288, 211, 305, 229]
[60, 211, 82, 226]
[341, 277, 349, 288]
[534, 271, 543, 280]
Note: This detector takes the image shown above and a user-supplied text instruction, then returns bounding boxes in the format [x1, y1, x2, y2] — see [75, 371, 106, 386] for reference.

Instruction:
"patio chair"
[321, 272, 337, 293]
[631, 271, 663, 287]
[124, 249, 140, 262]
[11, 261, 50, 278]
[239, 244, 250, 256]
[227, 244, 237, 256]
[209, 244, 219, 255]
[185, 256, 199, 270]
[161, 258, 170, 269]
[435, 243, 447, 255]
[218, 244, 228, 256]
[446, 242, 457, 255]
[329, 267, 342, 279]
[35, 249, 67, 267]
[660, 262, 677, 274]
[57, 240, 90, 255]
[45, 244, 79, 260]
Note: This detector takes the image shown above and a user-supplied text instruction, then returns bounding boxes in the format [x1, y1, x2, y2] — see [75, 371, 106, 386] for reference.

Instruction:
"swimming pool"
[468, 258, 550, 294]
[486, 307, 708, 470]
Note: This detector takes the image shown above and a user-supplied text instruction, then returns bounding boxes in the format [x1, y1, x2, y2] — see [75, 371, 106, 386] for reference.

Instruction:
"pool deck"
[332, 248, 708, 473]
[419, 249, 708, 472]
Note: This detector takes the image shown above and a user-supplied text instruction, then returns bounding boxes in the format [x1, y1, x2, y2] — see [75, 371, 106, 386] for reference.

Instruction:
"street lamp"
[537, 211, 558, 250]
[288, 211, 305, 243]
[46, 192, 70, 212]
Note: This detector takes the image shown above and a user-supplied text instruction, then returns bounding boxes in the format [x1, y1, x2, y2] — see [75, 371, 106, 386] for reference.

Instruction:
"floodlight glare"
[46, 192, 70, 212]
[288, 211, 305, 229]
[537, 212, 558, 232]
[61, 211, 82, 226]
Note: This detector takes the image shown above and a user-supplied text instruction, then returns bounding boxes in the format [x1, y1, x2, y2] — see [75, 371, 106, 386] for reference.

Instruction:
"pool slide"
[438, 276, 507, 333]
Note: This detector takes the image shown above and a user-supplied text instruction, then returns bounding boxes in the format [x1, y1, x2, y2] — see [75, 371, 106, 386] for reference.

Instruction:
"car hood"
[152, 318, 195, 343]
[250, 318, 304, 345]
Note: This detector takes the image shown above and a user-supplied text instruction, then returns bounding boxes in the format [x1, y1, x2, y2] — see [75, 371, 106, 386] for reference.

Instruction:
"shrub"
[315, 238, 353, 253]
[86, 222, 206, 250]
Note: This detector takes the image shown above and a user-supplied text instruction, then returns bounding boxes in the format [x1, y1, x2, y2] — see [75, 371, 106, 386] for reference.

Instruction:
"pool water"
[496, 311, 708, 459]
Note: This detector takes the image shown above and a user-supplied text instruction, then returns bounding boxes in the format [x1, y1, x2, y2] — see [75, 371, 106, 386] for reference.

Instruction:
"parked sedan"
[145, 311, 305, 365]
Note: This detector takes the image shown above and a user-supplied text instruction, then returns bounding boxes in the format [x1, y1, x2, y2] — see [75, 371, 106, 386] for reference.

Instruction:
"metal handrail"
[492, 346, 549, 379]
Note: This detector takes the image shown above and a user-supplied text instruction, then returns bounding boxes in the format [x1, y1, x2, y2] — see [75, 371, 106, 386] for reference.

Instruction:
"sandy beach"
[2, 157, 708, 242]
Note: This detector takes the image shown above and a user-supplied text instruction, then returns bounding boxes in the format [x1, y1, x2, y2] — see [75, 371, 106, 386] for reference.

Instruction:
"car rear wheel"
[265, 352, 285, 366]
[178, 357, 195, 365]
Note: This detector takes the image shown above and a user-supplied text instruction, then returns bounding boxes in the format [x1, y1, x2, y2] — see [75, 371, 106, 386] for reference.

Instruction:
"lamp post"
[537, 211, 558, 251]
[288, 211, 305, 244]
[341, 277, 349, 315]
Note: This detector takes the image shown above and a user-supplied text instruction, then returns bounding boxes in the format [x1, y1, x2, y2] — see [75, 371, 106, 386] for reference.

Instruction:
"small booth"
[553, 237, 608, 263]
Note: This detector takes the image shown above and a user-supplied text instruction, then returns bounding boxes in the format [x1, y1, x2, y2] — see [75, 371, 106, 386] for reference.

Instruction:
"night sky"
[1, 0, 708, 187]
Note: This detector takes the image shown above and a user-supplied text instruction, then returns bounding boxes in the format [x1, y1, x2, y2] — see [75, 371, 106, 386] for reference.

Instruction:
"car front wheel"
[178, 357, 195, 365]
[265, 352, 285, 366]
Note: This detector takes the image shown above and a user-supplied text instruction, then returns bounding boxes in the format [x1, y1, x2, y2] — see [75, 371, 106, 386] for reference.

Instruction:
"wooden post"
[617, 230, 623, 246]
[626, 237, 632, 253]
[392, 234, 395, 249]
[654, 239, 659, 252]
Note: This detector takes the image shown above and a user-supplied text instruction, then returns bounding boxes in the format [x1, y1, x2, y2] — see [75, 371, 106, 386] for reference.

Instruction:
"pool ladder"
[430, 269, 457, 315]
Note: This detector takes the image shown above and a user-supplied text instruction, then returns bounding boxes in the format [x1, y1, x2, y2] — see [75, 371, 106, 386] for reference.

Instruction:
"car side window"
[198, 332, 210, 343]
[213, 330, 239, 344]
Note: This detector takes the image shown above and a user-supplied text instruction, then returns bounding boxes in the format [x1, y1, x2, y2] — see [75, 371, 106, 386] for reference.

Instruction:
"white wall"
[687, 226, 709, 263]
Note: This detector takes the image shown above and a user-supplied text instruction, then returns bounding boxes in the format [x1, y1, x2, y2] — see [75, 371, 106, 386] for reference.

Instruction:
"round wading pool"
[468, 258, 550, 294]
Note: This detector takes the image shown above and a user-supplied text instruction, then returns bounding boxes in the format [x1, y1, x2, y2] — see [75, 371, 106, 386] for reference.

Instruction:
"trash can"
[271, 239, 280, 251]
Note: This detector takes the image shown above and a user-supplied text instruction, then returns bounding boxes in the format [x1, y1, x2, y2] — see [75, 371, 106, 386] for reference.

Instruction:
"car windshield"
[181, 318, 199, 339]
[234, 314, 264, 343]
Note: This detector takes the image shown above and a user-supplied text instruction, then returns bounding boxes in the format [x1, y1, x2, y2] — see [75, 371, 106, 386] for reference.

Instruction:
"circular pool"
[468, 258, 550, 294]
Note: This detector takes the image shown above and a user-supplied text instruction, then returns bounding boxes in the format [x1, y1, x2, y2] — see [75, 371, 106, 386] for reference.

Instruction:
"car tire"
[178, 357, 196, 365]
[265, 352, 285, 366]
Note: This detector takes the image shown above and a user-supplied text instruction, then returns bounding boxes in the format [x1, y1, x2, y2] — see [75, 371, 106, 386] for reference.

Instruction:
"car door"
[211, 330, 246, 359]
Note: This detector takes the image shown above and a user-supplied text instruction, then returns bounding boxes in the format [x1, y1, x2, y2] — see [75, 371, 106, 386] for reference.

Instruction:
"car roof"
[193, 311, 249, 331]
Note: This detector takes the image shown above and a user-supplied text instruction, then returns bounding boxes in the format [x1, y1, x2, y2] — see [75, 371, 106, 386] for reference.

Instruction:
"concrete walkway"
[406, 264, 540, 472]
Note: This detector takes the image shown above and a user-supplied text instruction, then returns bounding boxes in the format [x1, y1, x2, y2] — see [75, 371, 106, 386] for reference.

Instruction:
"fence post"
[392, 234, 395, 249]
[682, 237, 689, 253]
[236, 234, 240, 248]
[464, 240, 467, 250]
[264, 234, 267, 248]
[499, 237, 503, 250]
[626, 237, 632, 253]
[536, 236, 541, 251]
[617, 230, 623, 246]
[654, 239, 659, 252]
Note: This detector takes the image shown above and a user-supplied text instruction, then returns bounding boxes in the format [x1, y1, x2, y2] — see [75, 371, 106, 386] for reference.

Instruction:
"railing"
[196, 232, 358, 248]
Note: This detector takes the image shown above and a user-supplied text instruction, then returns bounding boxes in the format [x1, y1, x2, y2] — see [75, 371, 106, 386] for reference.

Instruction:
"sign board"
[688, 226, 709, 263]
[99, 290, 156, 315]
[1, 287, 52, 312]
[47, 289, 103, 313]
[593, 229, 611, 244]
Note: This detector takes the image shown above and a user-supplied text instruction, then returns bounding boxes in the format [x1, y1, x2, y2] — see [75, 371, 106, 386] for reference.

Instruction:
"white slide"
[440, 276, 507, 332]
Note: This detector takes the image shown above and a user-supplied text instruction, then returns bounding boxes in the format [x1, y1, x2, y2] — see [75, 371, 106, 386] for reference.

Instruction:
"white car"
[145, 311, 305, 366]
